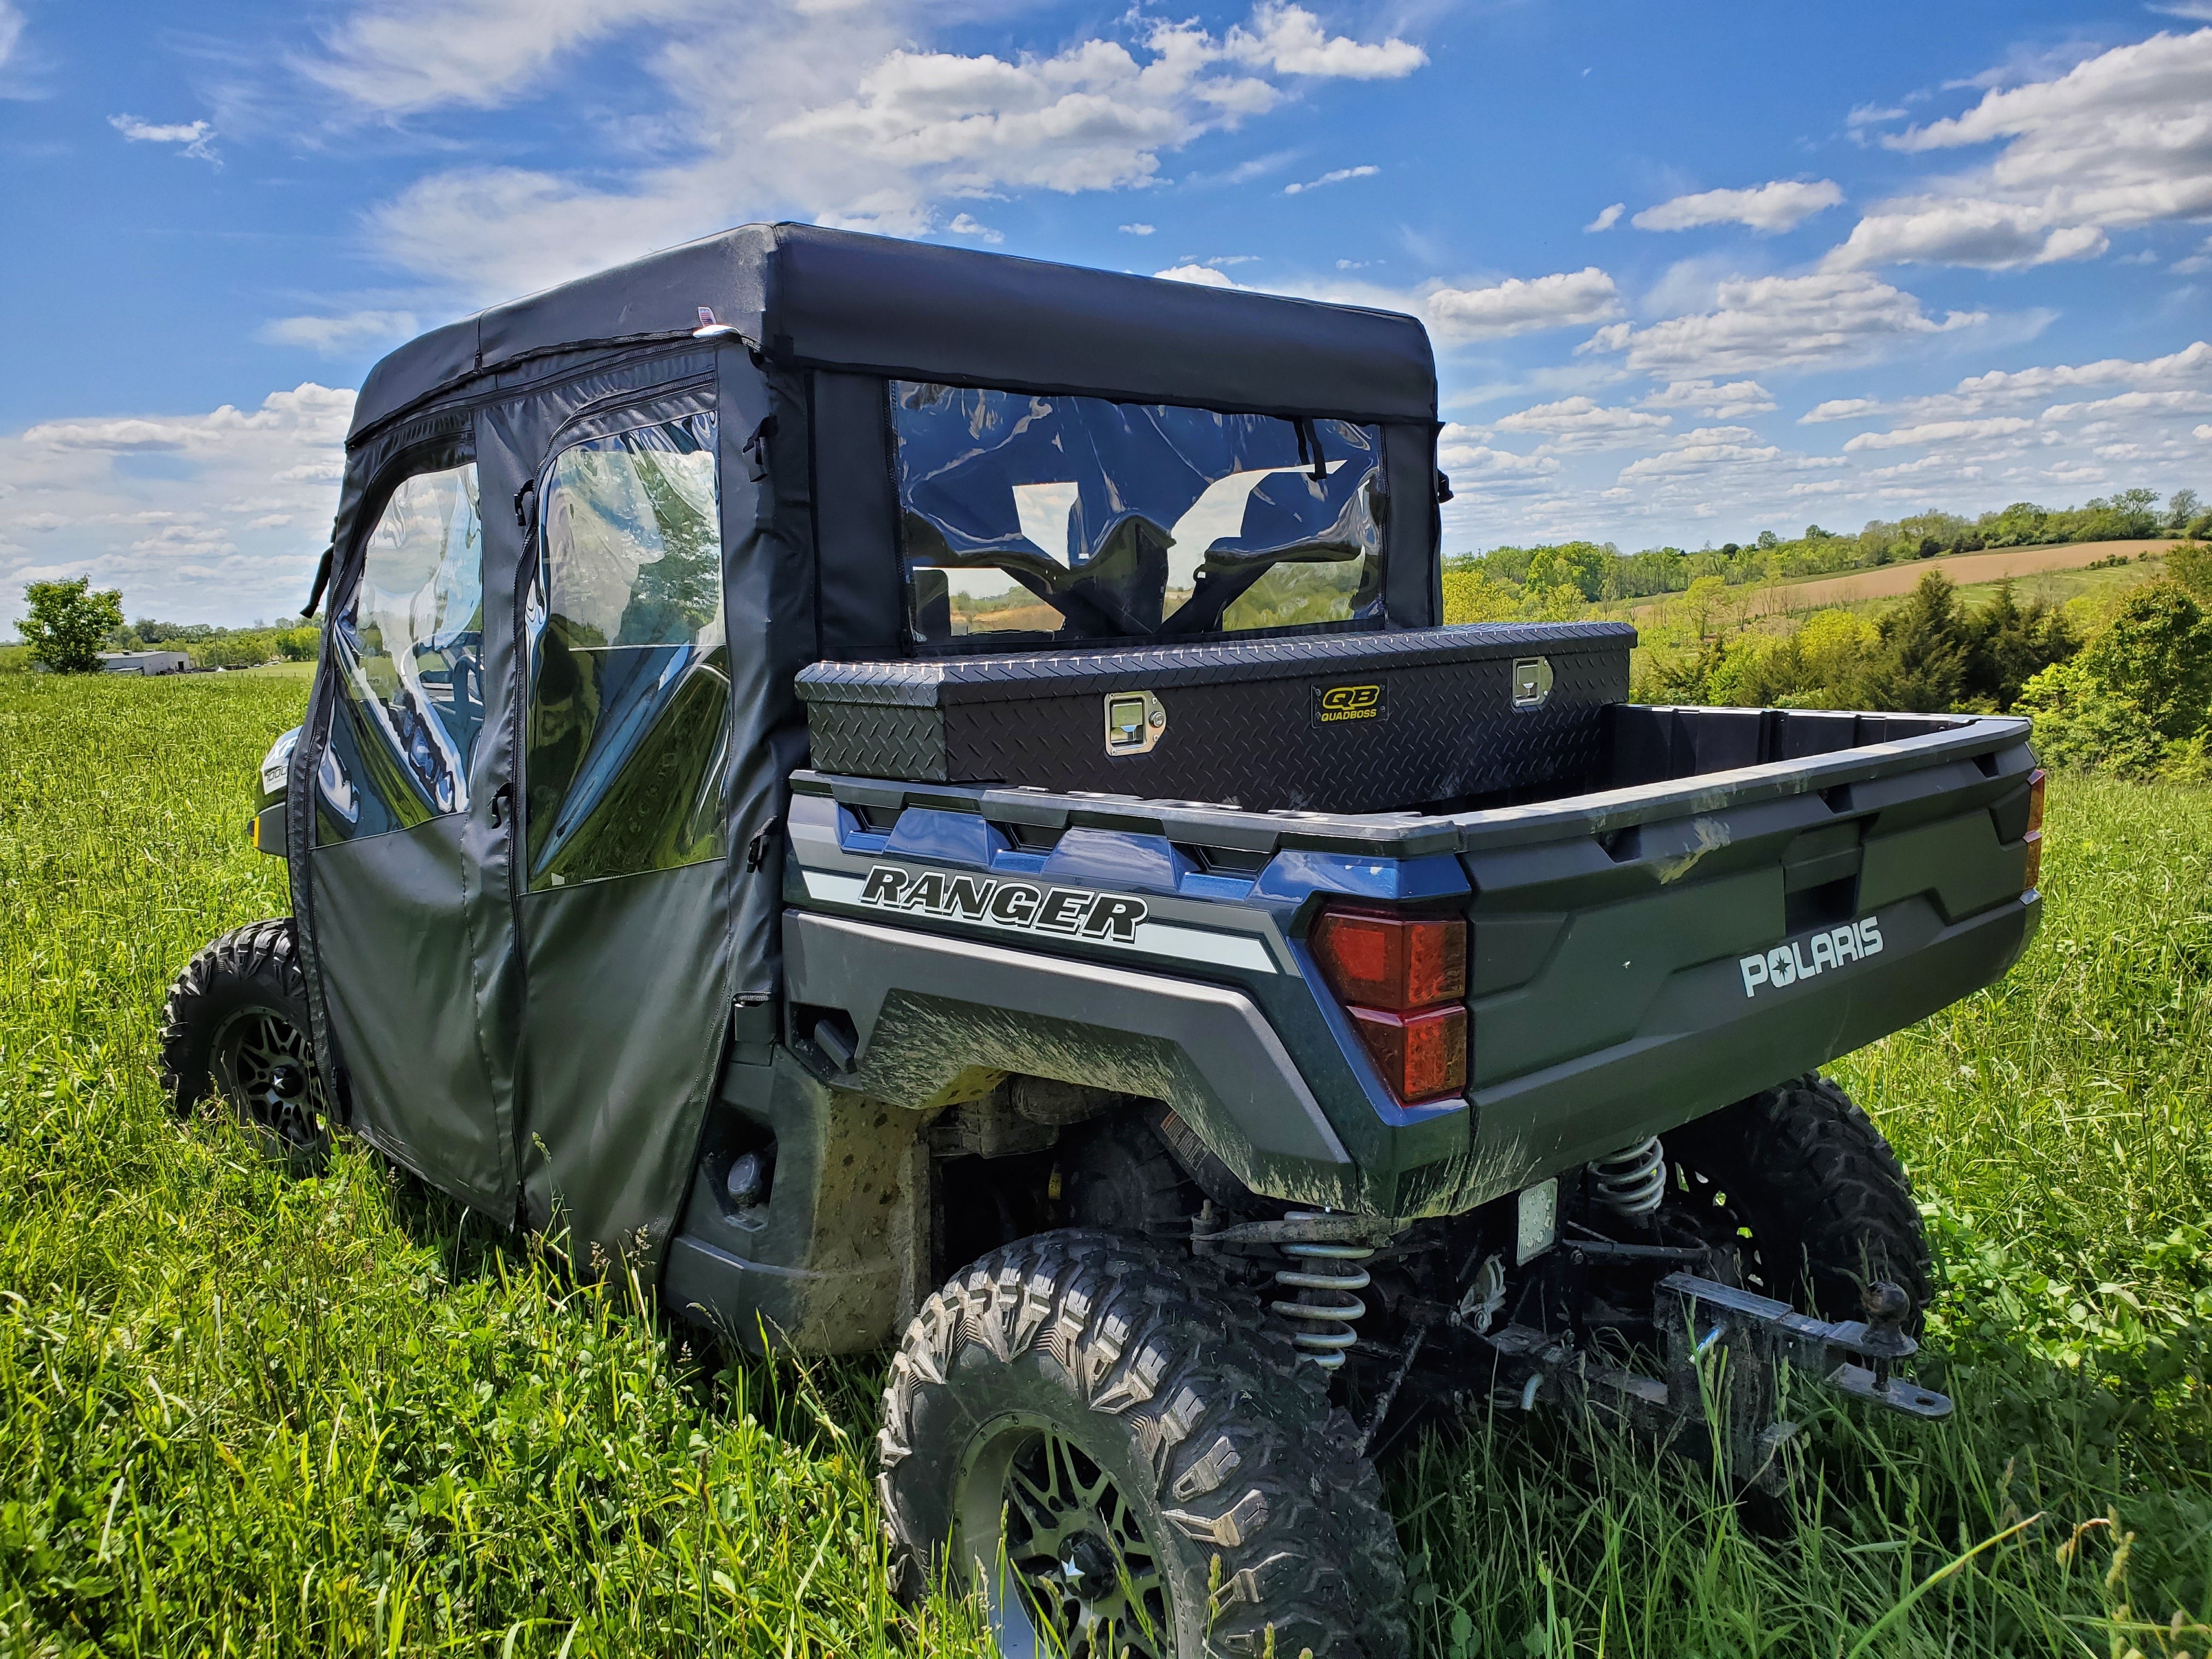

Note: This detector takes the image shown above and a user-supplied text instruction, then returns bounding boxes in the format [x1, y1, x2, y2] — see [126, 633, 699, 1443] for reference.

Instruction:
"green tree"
[1960, 580, 2075, 711]
[19, 578, 125, 674]
[2073, 580, 2212, 741]
[2168, 539, 2212, 605]
[1862, 571, 1971, 711]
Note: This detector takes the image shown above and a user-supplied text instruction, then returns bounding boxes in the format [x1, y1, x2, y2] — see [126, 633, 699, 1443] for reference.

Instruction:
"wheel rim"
[1668, 1161, 1775, 1295]
[953, 1415, 1171, 1659]
[211, 1006, 327, 1149]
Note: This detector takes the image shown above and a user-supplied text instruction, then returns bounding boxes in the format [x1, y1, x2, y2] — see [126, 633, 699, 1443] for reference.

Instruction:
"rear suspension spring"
[1588, 1135, 1668, 1220]
[1271, 1213, 1374, 1370]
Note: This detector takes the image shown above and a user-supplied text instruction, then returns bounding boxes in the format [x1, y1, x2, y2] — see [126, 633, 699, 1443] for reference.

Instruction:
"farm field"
[1622, 540, 2177, 623]
[2, 673, 2208, 1657]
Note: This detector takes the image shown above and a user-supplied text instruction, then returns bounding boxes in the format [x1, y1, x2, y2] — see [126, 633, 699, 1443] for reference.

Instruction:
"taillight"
[1310, 905, 1469, 1103]
[2023, 767, 2046, 892]
[1310, 907, 1466, 1011]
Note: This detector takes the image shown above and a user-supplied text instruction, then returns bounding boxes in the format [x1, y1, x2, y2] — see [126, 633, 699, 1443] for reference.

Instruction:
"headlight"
[259, 727, 301, 801]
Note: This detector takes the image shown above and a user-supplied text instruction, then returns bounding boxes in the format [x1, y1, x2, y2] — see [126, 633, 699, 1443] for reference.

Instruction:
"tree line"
[8, 578, 318, 673]
[1452, 488, 2207, 605]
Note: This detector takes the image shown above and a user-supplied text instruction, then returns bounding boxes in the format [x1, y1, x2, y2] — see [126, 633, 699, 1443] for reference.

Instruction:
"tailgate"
[1445, 705, 2040, 1204]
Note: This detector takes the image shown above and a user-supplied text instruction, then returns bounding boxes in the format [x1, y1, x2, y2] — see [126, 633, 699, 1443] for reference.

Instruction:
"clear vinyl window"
[524, 411, 729, 891]
[318, 462, 486, 843]
[892, 382, 1384, 648]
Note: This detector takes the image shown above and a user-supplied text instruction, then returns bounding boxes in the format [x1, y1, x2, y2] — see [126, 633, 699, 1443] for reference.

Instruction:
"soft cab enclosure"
[284, 222, 1448, 1265]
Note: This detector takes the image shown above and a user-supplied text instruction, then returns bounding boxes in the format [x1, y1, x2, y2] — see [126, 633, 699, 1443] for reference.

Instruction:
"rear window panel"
[893, 382, 1384, 650]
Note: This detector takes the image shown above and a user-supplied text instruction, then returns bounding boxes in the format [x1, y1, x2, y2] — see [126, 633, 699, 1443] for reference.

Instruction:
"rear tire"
[160, 918, 330, 1168]
[1664, 1073, 1931, 1326]
[877, 1230, 1407, 1657]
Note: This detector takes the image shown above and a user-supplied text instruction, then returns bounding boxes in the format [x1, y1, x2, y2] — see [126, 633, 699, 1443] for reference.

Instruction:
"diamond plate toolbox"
[795, 624, 1634, 813]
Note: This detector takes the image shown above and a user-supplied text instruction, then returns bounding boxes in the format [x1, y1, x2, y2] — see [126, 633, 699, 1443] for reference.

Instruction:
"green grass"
[3, 675, 2208, 1657]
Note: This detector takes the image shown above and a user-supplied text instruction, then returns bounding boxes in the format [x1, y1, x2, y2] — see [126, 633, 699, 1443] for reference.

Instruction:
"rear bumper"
[1463, 891, 2038, 1200]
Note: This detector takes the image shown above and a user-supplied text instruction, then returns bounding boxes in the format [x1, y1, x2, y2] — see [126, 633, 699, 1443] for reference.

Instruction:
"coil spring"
[1271, 1212, 1374, 1370]
[1587, 1135, 1668, 1219]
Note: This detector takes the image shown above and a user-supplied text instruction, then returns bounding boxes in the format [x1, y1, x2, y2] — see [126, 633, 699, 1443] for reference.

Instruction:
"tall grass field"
[2, 673, 2207, 1657]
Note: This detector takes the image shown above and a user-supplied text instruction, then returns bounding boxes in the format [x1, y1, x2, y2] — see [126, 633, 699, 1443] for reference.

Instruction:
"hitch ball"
[1861, 1280, 1911, 1333]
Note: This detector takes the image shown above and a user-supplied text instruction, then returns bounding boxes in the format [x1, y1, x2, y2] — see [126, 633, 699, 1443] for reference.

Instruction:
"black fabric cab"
[290, 223, 1443, 1263]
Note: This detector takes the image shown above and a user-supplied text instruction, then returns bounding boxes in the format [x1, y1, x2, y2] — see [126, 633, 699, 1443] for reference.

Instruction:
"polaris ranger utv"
[162, 223, 2044, 1658]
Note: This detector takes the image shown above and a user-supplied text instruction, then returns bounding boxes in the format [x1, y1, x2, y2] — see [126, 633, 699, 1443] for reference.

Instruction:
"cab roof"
[349, 222, 1437, 444]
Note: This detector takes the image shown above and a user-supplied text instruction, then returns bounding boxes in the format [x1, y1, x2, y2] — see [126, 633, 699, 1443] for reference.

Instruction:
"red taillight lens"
[1346, 1005, 1468, 1103]
[1310, 906, 1467, 1012]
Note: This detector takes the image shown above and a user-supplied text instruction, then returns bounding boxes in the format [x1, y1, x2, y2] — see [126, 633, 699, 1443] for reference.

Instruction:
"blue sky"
[2, 0, 2208, 629]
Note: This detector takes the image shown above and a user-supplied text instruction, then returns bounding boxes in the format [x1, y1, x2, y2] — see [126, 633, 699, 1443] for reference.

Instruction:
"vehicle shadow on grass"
[370, 1142, 888, 1461]
[1378, 1338, 2212, 1659]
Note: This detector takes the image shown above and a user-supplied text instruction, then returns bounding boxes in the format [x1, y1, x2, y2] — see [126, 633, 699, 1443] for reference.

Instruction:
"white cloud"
[1618, 427, 1787, 479]
[1153, 263, 1239, 287]
[1800, 397, 1886, 424]
[946, 212, 1003, 242]
[2197, 424, 2212, 438]
[1119, 222, 1155, 235]
[1832, 29, 2212, 270]
[1223, 3, 1426, 78]
[1487, 396, 1670, 452]
[1632, 179, 1843, 234]
[353, 4, 1432, 298]
[1283, 163, 1378, 195]
[1847, 103, 1908, 133]
[1437, 425, 1562, 493]
[1826, 198, 2108, 269]
[1815, 340, 2212, 423]
[109, 114, 217, 162]
[0, 1, 25, 71]
[0, 384, 354, 628]
[1842, 417, 2038, 451]
[295, 0, 707, 115]
[1584, 202, 1624, 232]
[259, 309, 420, 354]
[1424, 267, 1620, 342]
[2042, 387, 2212, 419]
[1577, 270, 1984, 378]
[1641, 379, 1778, 418]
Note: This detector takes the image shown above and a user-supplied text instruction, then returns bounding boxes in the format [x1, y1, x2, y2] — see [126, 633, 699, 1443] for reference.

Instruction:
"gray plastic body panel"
[783, 910, 1361, 1209]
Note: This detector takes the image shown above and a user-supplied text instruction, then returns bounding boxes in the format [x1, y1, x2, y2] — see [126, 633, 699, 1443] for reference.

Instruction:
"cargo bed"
[785, 702, 2042, 1216]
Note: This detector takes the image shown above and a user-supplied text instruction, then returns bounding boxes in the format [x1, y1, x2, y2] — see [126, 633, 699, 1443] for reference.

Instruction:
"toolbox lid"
[351, 223, 1438, 442]
[795, 622, 1637, 708]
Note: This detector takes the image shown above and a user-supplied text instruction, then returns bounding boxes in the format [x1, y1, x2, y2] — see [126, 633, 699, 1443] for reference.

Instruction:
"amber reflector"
[1346, 1005, 1468, 1103]
[1310, 906, 1468, 1012]
[2023, 830, 2044, 893]
[2027, 768, 2047, 836]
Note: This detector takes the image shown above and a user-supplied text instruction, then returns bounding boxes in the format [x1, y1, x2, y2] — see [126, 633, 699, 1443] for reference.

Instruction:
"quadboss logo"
[859, 865, 1148, 943]
[1740, 916, 1883, 998]
[1316, 682, 1385, 724]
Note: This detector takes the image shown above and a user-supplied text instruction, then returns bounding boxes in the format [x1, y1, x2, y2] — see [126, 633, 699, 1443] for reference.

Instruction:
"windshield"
[893, 382, 1385, 648]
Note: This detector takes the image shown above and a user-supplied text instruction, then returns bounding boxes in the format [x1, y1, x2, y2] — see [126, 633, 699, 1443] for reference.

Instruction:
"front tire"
[878, 1231, 1406, 1658]
[160, 918, 330, 1166]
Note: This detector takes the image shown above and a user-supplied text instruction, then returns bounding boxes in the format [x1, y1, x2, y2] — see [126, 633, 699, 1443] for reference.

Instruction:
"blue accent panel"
[1178, 871, 1257, 901]
[990, 848, 1051, 876]
[1040, 828, 1194, 896]
[836, 804, 889, 855]
[884, 807, 1009, 866]
[1256, 849, 1471, 903]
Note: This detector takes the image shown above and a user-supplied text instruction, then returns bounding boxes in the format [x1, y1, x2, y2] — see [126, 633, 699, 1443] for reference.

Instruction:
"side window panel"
[525, 413, 729, 890]
[318, 462, 486, 844]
